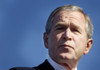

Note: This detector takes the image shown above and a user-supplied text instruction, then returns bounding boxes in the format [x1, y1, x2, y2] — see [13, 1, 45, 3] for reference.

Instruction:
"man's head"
[45, 5, 93, 39]
[43, 5, 93, 66]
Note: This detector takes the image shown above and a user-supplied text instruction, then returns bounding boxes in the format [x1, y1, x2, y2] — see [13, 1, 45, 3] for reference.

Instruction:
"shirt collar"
[47, 56, 77, 70]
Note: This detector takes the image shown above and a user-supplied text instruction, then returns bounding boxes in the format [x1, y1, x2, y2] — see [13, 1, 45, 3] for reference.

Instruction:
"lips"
[59, 44, 74, 49]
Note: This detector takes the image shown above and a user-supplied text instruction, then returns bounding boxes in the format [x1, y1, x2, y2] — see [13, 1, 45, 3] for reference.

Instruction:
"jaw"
[50, 49, 81, 69]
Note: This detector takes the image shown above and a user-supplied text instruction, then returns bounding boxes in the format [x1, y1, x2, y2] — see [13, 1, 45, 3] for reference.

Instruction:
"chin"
[59, 53, 74, 60]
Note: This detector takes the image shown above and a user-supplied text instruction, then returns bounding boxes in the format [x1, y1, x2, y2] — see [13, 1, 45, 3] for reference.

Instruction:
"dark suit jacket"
[10, 60, 54, 70]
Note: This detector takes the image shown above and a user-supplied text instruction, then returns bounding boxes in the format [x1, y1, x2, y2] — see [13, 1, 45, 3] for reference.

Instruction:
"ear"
[43, 32, 49, 48]
[84, 38, 93, 55]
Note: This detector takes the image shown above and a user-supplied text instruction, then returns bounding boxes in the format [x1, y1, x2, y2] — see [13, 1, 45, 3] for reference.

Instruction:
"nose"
[63, 28, 72, 40]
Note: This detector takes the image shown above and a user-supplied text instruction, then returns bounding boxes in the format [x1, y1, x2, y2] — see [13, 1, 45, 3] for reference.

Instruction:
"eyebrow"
[70, 23, 80, 29]
[55, 22, 68, 27]
[55, 22, 79, 27]
[55, 23, 66, 27]
[55, 22, 82, 31]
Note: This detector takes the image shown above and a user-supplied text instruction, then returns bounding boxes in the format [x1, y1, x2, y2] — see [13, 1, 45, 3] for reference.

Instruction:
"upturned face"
[44, 10, 93, 64]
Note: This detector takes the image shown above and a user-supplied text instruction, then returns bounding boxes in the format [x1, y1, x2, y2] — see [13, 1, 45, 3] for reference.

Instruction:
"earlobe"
[84, 38, 93, 55]
[43, 32, 49, 48]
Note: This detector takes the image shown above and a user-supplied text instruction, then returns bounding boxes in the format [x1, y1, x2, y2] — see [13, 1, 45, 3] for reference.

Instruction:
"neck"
[48, 56, 78, 70]
[59, 60, 78, 70]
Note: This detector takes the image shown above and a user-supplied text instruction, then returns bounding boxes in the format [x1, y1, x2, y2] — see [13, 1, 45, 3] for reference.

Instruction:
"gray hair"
[45, 5, 93, 38]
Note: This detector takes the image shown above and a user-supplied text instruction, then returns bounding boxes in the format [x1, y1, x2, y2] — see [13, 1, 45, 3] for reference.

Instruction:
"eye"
[56, 27, 65, 30]
[71, 28, 79, 32]
[57, 27, 63, 30]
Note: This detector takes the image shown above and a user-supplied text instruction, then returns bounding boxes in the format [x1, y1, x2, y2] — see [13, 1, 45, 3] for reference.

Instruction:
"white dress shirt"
[47, 56, 77, 70]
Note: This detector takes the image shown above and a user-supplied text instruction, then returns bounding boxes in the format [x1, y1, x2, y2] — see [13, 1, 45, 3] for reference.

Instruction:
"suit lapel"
[34, 60, 54, 70]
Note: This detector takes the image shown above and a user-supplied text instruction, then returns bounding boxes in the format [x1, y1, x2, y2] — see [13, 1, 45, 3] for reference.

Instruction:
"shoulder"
[34, 60, 54, 70]
[9, 67, 36, 70]
[10, 60, 54, 70]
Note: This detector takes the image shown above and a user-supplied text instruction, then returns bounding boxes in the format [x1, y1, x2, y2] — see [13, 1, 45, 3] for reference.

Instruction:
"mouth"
[59, 44, 74, 49]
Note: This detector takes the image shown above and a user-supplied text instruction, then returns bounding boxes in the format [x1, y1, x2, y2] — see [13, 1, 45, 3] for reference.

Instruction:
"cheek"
[51, 32, 62, 42]
[48, 33, 62, 50]
[48, 33, 58, 48]
[74, 36, 87, 53]
[56, 33, 62, 41]
[74, 34, 87, 45]
[48, 33, 61, 57]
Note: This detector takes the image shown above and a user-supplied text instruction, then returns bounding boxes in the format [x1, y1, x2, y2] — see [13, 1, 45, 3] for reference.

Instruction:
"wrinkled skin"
[44, 11, 93, 69]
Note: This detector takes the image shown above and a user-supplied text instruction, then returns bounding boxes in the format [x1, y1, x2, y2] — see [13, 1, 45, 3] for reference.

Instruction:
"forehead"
[52, 10, 86, 27]
[52, 11, 86, 31]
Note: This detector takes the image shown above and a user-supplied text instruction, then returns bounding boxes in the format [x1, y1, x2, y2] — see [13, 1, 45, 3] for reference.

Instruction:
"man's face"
[44, 11, 93, 64]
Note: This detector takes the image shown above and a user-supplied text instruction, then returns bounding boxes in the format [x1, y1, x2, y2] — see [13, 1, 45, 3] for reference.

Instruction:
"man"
[10, 5, 93, 70]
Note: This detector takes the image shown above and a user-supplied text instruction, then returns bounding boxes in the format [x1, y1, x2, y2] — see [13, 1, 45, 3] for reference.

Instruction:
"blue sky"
[0, 0, 100, 70]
